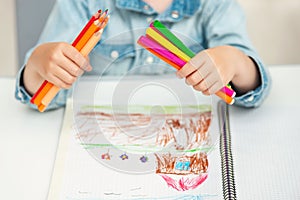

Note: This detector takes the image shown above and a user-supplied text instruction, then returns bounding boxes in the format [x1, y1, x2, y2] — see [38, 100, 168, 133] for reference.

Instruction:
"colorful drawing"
[74, 105, 213, 192]
[140, 155, 148, 163]
[120, 153, 129, 160]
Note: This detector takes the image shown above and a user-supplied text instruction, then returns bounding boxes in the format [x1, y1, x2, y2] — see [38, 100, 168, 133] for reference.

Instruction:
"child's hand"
[24, 42, 92, 94]
[176, 45, 256, 95]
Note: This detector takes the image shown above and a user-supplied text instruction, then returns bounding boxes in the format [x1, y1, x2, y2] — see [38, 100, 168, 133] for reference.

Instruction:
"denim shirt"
[15, 0, 271, 110]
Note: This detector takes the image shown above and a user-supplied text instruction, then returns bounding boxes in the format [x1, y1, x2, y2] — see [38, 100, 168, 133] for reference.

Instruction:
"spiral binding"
[218, 101, 237, 200]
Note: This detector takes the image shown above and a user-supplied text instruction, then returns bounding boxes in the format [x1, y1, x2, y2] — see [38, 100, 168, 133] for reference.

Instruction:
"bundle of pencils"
[30, 9, 109, 112]
[137, 20, 236, 105]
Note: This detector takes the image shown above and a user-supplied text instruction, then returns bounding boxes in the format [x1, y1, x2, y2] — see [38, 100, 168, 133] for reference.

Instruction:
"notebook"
[47, 76, 235, 200]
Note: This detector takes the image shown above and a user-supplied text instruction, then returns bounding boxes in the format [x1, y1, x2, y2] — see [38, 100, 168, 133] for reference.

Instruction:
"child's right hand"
[23, 42, 92, 95]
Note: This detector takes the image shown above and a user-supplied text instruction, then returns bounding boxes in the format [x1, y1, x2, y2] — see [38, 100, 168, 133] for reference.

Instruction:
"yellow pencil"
[146, 28, 190, 62]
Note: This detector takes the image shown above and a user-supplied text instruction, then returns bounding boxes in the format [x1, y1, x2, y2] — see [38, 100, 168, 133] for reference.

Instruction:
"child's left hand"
[176, 45, 249, 95]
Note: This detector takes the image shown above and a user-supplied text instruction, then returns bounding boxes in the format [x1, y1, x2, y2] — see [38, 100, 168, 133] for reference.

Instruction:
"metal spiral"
[218, 101, 237, 200]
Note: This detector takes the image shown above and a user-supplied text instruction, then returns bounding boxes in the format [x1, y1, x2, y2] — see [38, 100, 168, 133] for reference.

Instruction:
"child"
[15, 0, 270, 110]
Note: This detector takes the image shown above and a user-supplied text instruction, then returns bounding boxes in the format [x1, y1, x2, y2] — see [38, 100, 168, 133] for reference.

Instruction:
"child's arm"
[15, 0, 97, 110]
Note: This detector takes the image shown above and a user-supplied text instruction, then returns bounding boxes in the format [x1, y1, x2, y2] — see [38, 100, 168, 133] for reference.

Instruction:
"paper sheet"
[230, 105, 300, 199]
[47, 76, 223, 200]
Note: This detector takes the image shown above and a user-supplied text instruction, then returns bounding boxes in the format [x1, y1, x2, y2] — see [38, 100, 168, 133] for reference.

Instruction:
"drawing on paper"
[74, 105, 213, 191]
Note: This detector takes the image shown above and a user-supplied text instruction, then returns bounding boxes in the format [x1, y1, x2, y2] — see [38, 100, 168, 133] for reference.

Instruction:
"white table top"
[0, 65, 299, 200]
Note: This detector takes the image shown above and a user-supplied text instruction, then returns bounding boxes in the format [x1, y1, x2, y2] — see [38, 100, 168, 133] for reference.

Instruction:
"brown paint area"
[155, 152, 208, 175]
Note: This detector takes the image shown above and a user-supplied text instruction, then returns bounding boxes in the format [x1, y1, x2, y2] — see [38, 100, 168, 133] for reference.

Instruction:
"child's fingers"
[185, 70, 203, 86]
[62, 44, 88, 70]
[47, 74, 72, 89]
[52, 66, 77, 88]
[58, 56, 84, 77]
[193, 73, 218, 93]
[193, 79, 209, 92]
[177, 51, 206, 78]
[206, 81, 223, 95]
[176, 62, 197, 79]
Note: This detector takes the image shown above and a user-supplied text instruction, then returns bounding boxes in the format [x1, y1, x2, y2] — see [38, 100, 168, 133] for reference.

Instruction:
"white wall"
[238, 0, 300, 65]
[0, 0, 18, 77]
[0, 0, 299, 77]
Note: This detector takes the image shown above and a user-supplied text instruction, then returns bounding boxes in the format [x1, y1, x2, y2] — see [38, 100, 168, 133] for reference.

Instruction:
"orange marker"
[216, 91, 235, 105]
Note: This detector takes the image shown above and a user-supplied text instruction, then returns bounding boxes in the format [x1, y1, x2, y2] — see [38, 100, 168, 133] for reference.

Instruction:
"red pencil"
[72, 10, 101, 47]
[30, 9, 109, 111]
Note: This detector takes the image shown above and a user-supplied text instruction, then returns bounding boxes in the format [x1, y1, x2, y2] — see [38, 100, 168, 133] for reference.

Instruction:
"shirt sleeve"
[201, 0, 271, 108]
[15, 0, 94, 111]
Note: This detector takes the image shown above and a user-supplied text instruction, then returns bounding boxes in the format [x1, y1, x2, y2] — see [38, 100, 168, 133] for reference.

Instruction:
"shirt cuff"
[233, 52, 271, 108]
[15, 65, 68, 111]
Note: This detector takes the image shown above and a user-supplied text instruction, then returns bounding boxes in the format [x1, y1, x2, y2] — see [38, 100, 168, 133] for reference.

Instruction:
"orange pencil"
[80, 29, 104, 56]
[40, 30, 105, 109]
[74, 20, 101, 51]
[40, 85, 60, 109]
[33, 82, 53, 105]
[72, 10, 102, 47]
[74, 9, 108, 51]
[30, 9, 109, 112]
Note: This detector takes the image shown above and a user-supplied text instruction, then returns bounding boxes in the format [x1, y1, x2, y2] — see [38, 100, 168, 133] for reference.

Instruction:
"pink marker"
[221, 86, 236, 97]
[139, 36, 186, 67]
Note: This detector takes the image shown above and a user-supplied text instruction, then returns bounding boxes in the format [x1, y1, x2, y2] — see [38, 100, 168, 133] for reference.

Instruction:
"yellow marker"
[146, 28, 190, 62]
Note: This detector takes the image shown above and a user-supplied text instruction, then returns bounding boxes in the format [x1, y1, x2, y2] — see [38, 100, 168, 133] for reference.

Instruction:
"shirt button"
[143, 5, 150, 10]
[110, 50, 119, 59]
[146, 56, 154, 64]
[171, 11, 179, 19]
[246, 95, 254, 102]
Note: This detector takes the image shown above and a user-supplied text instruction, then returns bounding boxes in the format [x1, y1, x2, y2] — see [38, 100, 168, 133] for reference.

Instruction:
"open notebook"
[47, 76, 235, 200]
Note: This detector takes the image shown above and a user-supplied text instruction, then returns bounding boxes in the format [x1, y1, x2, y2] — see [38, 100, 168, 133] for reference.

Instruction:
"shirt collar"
[115, 0, 201, 22]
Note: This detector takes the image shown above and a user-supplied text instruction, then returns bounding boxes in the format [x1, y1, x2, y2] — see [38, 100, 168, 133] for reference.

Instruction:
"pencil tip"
[105, 9, 108, 13]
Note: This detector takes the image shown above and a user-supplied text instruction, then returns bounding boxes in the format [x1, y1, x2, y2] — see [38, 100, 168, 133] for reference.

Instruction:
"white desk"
[0, 66, 299, 200]
[0, 78, 64, 200]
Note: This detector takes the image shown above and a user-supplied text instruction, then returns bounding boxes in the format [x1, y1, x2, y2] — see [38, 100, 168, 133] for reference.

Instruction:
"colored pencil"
[30, 80, 48, 104]
[80, 29, 104, 56]
[33, 82, 53, 105]
[41, 85, 60, 108]
[74, 20, 101, 51]
[72, 9, 102, 47]
[31, 9, 109, 112]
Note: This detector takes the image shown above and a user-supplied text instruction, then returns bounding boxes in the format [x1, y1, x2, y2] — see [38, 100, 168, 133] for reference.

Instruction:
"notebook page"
[230, 105, 300, 199]
[47, 76, 224, 200]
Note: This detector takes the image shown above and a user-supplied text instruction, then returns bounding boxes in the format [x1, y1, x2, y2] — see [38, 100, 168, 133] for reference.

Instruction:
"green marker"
[152, 20, 195, 58]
